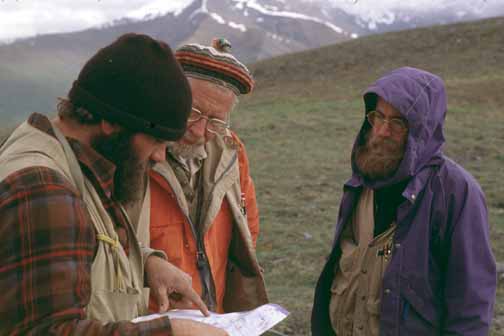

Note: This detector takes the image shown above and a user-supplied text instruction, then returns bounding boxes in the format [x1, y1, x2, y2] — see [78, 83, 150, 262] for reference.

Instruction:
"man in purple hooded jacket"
[311, 67, 497, 335]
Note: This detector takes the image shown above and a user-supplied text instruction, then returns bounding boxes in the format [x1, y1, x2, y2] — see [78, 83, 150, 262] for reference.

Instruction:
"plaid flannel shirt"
[0, 113, 172, 335]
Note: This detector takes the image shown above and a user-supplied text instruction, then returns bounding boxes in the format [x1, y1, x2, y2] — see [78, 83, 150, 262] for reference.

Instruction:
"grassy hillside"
[233, 17, 504, 335]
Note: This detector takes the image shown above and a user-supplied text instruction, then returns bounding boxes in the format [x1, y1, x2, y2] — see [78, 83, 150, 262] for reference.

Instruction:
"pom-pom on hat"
[175, 38, 254, 95]
[68, 33, 192, 141]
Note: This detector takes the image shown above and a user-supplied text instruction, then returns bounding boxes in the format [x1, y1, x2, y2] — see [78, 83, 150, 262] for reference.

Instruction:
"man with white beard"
[147, 39, 268, 314]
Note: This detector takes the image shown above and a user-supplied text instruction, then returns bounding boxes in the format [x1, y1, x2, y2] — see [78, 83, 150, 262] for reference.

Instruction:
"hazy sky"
[0, 0, 189, 41]
[0, 0, 500, 42]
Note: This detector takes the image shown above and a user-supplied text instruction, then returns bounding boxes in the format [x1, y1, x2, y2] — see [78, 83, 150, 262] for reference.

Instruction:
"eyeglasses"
[187, 107, 230, 136]
[367, 111, 408, 133]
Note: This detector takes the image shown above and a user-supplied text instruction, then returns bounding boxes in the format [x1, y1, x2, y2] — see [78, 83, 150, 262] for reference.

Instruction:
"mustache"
[368, 136, 403, 152]
[181, 134, 206, 146]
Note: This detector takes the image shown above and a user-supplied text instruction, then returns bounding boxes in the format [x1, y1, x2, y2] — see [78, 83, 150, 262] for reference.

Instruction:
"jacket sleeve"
[0, 167, 172, 336]
[441, 173, 497, 336]
[234, 134, 260, 248]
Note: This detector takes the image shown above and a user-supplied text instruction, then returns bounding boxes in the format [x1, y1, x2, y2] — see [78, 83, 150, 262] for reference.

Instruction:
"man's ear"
[100, 120, 122, 135]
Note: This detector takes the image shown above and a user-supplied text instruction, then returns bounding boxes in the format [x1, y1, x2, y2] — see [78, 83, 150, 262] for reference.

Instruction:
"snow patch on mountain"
[210, 12, 226, 24]
[231, 0, 345, 34]
[208, 13, 248, 32]
[229, 21, 247, 32]
[266, 32, 290, 43]
[186, 0, 249, 32]
[189, 0, 209, 20]
[127, 0, 193, 20]
[320, 0, 503, 30]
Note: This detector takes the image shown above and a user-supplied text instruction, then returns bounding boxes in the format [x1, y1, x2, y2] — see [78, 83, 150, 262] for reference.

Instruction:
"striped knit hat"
[175, 38, 254, 95]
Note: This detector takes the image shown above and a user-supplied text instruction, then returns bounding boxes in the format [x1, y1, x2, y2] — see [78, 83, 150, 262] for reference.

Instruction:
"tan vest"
[152, 135, 268, 312]
[0, 121, 147, 322]
[330, 188, 396, 336]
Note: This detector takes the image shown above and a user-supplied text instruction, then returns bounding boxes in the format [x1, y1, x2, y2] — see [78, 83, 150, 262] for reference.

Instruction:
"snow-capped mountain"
[110, 0, 357, 62]
[121, 0, 504, 44]
[2, 0, 503, 62]
[105, 0, 504, 60]
[174, 0, 356, 61]
[323, 0, 504, 33]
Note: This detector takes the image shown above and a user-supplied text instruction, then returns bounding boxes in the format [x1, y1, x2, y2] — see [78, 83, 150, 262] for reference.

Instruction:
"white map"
[132, 303, 289, 336]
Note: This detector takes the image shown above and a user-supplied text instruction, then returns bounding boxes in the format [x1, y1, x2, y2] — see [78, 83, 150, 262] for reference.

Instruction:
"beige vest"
[0, 121, 147, 322]
[330, 188, 396, 336]
[124, 181, 152, 312]
[152, 135, 268, 312]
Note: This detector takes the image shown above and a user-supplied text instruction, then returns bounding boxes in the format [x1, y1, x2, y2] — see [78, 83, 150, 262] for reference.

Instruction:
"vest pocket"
[338, 246, 358, 274]
[330, 276, 349, 295]
[329, 273, 352, 334]
[223, 259, 268, 312]
[87, 287, 141, 322]
[366, 299, 381, 335]
[329, 247, 358, 334]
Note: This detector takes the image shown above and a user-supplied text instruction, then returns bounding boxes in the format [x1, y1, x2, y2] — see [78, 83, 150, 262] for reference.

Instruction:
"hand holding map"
[132, 303, 289, 336]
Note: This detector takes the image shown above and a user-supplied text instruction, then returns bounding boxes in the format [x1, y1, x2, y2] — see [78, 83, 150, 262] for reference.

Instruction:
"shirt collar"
[28, 113, 116, 198]
[67, 138, 116, 198]
[167, 144, 207, 171]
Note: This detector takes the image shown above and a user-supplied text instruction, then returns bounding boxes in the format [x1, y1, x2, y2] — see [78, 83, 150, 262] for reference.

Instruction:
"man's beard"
[92, 130, 150, 205]
[354, 131, 406, 181]
[169, 139, 206, 160]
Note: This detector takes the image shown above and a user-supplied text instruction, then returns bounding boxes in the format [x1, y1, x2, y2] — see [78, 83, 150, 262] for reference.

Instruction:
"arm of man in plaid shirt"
[0, 167, 172, 335]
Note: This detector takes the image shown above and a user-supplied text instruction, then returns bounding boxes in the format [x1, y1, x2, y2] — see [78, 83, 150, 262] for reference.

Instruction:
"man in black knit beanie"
[0, 33, 228, 335]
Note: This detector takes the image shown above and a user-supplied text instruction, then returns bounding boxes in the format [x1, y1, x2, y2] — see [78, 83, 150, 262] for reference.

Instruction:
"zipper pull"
[240, 192, 247, 215]
[196, 250, 207, 269]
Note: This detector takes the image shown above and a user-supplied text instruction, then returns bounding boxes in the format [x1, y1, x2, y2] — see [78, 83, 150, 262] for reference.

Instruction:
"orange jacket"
[149, 134, 260, 313]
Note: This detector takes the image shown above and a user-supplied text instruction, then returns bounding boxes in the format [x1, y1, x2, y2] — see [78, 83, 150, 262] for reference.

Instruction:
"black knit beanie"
[68, 33, 192, 141]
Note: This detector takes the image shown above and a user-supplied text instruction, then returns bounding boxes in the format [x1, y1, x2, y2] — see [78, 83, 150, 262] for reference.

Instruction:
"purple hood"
[350, 67, 447, 189]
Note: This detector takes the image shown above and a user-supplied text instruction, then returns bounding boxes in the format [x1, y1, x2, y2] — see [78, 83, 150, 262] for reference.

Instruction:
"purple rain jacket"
[311, 67, 497, 336]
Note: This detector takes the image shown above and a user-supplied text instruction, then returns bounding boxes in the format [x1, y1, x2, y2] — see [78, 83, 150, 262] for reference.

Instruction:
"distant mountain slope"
[249, 16, 504, 102]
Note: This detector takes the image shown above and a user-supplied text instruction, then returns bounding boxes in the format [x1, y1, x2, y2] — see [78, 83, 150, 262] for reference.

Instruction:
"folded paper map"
[132, 303, 289, 336]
